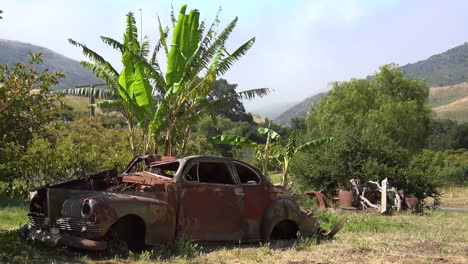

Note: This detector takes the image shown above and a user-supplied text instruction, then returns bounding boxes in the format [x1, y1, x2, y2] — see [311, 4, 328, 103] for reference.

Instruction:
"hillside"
[433, 96, 468, 123]
[0, 39, 102, 89]
[274, 92, 326, 125]
[401, 42, 468, 87]
[429, 82, 468, 107]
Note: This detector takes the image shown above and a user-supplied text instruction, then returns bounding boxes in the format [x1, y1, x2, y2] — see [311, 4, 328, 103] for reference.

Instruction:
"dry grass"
[61, 95, 103, 114]
[439, 186, 468, 207]
[189, 211, 468, 264]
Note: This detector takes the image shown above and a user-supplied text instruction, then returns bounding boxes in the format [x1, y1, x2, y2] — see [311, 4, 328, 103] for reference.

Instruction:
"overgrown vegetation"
[290, 65, 467, 200]
[0, 54, 64, 195]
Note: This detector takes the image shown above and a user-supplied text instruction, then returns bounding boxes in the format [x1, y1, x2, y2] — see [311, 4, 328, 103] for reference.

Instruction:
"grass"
[429, 82, 468, 108]
[61, 95, 103, 114]
[0, 190, 467, 263]
[439, 186, 468, 207]
[433, 96, 468, 123]
[268, 172, 282, 184]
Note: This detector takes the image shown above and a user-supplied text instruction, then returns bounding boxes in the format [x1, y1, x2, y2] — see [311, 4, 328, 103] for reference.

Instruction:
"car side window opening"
[185, 162, 235, 185]
[148, 161, 180, 178]
[185, 163, 199, 182]
[234, 162, 261, 184]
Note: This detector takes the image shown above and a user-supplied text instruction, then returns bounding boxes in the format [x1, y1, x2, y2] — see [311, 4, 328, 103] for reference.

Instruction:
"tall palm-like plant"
[213, 127, 332, 185]
[70, 4, 268, 156]
[150, 4, 269, 156]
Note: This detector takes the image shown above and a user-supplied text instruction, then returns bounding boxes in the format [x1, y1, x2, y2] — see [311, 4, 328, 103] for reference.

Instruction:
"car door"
[178, 159, 244, 242]
[233, 161, 271, 242]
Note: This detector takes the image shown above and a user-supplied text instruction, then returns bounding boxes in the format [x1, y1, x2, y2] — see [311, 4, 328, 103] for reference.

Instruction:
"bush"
[290, 65, 442, 200]
[1, 118, 134, 196]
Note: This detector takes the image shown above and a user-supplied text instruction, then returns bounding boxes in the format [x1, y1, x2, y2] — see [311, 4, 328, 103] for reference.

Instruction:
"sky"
[1, 0, 468, 111]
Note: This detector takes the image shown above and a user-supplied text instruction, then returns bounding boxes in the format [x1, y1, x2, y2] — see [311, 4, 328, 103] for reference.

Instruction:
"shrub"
[2, 118, 134, 196]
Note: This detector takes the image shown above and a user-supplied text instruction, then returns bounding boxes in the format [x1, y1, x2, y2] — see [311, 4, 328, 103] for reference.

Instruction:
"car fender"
[87, 193, 176, 245]
[261, 198, 320, 240]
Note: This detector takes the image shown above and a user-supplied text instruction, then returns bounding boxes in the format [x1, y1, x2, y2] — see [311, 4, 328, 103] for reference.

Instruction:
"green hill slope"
[401, 42, 468, 87]
[0, 39, 102, 89]
[274, 92, 326, 125]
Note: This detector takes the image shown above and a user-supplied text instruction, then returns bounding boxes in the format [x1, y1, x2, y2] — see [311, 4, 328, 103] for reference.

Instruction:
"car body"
[20, 155, 343, 251]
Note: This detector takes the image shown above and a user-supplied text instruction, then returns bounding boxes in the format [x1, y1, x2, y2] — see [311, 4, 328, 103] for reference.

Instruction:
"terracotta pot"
[338, 190, 354, 209]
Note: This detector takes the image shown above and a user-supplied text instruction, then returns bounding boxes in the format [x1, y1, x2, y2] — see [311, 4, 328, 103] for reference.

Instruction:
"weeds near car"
[153, 238, 202, 260]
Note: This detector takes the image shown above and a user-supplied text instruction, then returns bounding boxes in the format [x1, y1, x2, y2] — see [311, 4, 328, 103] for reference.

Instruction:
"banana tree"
[150, 4, 268, 156]
[70, 4, 268, 157]
[213, 127, 332, 186]
[69, 12, 155, 155]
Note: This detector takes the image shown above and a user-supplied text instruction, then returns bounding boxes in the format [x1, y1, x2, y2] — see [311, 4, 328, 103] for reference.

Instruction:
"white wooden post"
[380, 178, 388, 213]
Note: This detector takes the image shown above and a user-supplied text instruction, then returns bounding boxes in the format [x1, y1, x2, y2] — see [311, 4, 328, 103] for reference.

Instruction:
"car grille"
[27, 213, 47, 229]
[62, 199, 82, 218]
[56, 217, 101, 233]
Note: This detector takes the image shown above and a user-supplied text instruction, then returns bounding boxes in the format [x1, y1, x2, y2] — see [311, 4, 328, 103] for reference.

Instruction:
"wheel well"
[109, 215, 146, 250]
[270, 220, 299, 240]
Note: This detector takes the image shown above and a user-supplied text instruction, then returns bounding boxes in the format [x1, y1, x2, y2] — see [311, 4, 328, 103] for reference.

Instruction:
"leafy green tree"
[310, 64, 431, 152]
[290, 117, 307, 130]
[293, 65, 436, 198]
[425, 119, 468, 150]
[70, 4, 268, 157]
[0, 54, 64, 194]
[208, 79, 254, 123]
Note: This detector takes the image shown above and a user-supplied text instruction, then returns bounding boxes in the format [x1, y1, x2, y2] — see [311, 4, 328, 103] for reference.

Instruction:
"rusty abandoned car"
[20, 155, 344, 252]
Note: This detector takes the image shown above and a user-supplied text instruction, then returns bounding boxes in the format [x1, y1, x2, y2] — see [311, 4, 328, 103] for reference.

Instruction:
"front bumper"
[19, 225, 107, 251]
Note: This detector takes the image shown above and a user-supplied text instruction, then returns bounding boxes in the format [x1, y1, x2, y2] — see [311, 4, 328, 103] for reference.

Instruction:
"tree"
[208, 79, 254, 123]
[292, 65, 435, 198]
[425, 119, 468, 150]
[0, 53, 64, 194]
[70, 4, 268, 157]
[310, 64, 431, 152]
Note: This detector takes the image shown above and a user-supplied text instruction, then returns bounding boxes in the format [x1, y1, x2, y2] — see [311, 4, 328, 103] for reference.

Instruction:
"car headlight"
[81, 199, 94, 219]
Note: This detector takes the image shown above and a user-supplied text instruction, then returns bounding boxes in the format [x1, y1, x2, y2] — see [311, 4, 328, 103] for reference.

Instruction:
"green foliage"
[1, 119, 133, 196]
[209, 79, 255, 123]
[71, 4, 265, 157]
[292, 65, 437, 198]
[425, 119, 468, 150]
[189, 115, 259, 159]
[153, 238, 201, 259]
[401, 42, 468, 87]
[214, 125, 331, 185]
[0, 54, 64, 194]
